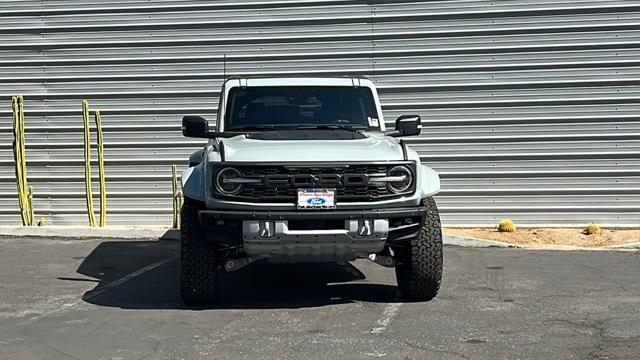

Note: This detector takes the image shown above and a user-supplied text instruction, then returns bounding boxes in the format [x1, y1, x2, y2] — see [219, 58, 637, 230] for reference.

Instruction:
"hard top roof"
[223, 76, 374, 88]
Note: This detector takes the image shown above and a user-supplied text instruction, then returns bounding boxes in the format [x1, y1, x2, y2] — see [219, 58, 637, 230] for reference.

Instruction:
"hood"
[219, 131, 404, 162]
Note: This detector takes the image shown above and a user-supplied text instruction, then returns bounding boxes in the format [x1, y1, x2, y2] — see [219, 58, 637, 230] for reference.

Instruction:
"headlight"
[215, 167, 243, 195]
[386, 165, 413, 193]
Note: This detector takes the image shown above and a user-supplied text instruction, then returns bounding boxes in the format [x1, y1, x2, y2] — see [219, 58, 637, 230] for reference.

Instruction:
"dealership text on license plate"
[297, 188, 336, 209]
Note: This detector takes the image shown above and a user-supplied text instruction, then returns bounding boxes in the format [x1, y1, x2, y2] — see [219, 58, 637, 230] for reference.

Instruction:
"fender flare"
[181, 162, 206, 201]
[418, 164, 440, 198]
[189, 148, 204, 167]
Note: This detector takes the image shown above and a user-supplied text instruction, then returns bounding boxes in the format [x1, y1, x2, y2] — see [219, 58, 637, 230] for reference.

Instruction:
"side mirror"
[393, 115, 422, 136]
[182, 116, 209, 138]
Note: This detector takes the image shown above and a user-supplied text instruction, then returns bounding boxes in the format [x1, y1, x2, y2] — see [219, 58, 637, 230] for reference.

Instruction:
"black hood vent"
[246, 129, 366, 140]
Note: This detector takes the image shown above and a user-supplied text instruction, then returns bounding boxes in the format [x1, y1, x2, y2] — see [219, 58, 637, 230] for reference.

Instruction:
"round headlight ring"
[215, 167, 243, 195]
[387, 165, 413, 193]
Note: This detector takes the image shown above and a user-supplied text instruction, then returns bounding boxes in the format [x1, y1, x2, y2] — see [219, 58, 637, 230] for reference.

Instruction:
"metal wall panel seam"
[2, 14, 639, 33]
[0, 0, 633, 16]
[1, 133, 639, 150]
[2, 114, 638, 132]
[3, 85, 638, 100]
[2, 52, 638, 67]
[1, 1, 637, 18]
[1, 26, 639, 49]
[1, 152, 638, 167]
[0, 0, 377, 16]
[2, 187, 638, 198]
[1, 169, 638, 179]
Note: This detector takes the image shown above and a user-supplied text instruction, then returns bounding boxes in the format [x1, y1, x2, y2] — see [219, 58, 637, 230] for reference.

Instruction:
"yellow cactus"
[497, 219, 516, 233]
[584, 223, 601, 235]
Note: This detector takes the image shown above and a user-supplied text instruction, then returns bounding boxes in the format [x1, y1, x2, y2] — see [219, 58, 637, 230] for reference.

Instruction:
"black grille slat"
[213, 163, 414, 203]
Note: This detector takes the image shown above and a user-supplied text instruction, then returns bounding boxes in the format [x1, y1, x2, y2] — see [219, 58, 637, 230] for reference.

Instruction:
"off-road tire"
[180, 198, 220, 305]
[394, 197, 443, 301]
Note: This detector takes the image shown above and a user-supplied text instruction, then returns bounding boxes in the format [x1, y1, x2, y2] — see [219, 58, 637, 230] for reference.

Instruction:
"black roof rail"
[221, 75, 370, 81]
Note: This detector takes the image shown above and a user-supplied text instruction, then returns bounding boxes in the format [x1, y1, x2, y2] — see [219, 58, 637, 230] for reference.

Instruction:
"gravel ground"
[0, 236, 638, 360]
[444, 228, 640, 248]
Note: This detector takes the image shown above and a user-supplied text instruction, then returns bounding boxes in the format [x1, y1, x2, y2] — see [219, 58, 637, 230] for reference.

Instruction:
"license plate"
[297, 188, 336, 209]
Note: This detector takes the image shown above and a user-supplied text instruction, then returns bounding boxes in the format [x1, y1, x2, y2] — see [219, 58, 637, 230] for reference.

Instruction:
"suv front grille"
[212, 163, 415, 203]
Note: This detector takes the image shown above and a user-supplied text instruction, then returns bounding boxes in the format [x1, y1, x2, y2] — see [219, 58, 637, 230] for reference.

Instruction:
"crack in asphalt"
[541, 317, 637, 360]
[44, 344, 83, 360]
[579, 264, 632, 294]
[403, 340, 472, 360]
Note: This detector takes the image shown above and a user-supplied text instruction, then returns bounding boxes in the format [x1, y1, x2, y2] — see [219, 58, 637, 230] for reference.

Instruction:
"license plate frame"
[297, 188, 336, 210]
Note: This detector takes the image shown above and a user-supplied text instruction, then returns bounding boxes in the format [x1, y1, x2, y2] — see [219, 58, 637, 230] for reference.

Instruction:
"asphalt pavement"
[0, 236, 638, 360]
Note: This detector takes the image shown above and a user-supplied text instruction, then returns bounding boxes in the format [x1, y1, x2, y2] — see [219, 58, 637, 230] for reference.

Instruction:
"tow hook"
[369, 254, 396, 268]
[223, 257, 263, 272]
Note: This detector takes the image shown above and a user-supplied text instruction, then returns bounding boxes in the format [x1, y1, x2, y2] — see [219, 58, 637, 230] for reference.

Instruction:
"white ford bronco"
[180, 77, 442, 305]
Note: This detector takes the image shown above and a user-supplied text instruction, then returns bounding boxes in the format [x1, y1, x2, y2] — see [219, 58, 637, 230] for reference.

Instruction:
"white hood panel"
[220, 133, 404, 163]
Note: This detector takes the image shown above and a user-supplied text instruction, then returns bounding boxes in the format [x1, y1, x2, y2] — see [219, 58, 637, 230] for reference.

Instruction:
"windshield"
[224, 86, 380, 131]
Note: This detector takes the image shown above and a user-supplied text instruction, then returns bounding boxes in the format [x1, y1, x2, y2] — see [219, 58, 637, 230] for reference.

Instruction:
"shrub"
[584, 223, 601, 235]
[497, 219, 516, 233]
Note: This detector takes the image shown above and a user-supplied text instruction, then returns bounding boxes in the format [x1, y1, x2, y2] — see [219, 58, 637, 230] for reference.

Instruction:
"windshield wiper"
[295, 125, 361, 133]
[226, 125, 275, 132]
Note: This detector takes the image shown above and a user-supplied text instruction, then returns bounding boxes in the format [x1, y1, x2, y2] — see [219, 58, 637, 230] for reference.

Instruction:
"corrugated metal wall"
[1, 0, 639, 227]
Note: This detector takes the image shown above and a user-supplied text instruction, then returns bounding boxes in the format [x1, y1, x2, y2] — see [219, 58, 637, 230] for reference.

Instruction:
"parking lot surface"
[0, 236, 638, 360]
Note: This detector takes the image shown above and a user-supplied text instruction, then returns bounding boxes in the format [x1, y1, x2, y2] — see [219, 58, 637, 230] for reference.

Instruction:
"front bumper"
[198, 206, 426, 262]
[242, 218, 389, 262]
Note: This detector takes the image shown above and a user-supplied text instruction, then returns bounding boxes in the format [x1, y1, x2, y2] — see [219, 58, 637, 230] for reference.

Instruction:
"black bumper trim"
[199, 206, 426, 221]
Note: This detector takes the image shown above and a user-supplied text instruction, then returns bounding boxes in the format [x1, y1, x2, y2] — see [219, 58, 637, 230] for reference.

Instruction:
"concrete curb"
[605, 242, 640, 250]
[0, 226, 637, 250]
[443, 234, 640, 251]
[443, 235, 517, 248]
[0, 225, 180, 241]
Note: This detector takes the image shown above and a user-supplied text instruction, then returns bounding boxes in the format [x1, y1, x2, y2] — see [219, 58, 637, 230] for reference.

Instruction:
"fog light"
[259, 221, 275, 238]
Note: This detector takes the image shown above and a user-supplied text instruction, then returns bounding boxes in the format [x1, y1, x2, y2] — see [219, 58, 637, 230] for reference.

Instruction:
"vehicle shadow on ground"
[74, 240, 401, 310]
